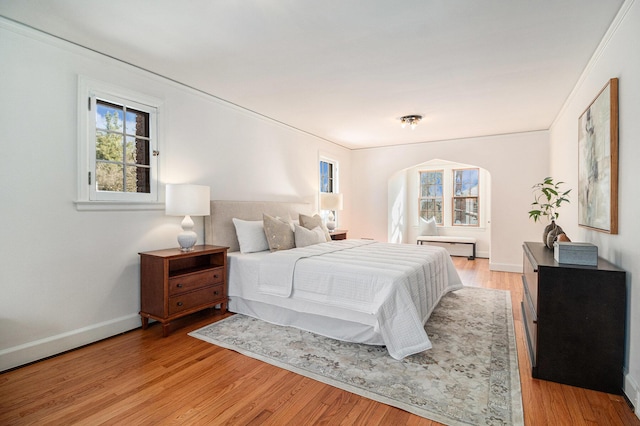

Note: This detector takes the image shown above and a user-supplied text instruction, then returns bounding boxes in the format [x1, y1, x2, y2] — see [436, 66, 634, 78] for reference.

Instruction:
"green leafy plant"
[528, 177, 571, 223]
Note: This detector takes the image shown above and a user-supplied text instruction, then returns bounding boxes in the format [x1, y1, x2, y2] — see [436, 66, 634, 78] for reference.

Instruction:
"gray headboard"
[204, 200, 313, 252]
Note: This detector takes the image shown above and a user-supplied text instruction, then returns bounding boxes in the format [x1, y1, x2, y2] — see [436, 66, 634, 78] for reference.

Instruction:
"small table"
[139, 245, 228, 337]
[329, 230, 348, 240]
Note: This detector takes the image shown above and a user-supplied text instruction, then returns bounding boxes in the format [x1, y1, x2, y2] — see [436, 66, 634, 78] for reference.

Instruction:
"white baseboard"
[489, 262, 522, 273]
[0, 314, 141, 372]
[625, 373, 640, 419]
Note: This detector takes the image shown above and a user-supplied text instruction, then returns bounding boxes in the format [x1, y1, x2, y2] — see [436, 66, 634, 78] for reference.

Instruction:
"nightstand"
[330, 230, 348, 240]
[139, 245, 228, 337]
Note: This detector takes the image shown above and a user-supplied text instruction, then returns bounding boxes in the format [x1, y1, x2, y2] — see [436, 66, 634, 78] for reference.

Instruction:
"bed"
[204, 200, 463, 360]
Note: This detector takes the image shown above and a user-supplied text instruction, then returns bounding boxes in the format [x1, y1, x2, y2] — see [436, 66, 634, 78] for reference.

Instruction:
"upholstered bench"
[417, 236, 476, 260]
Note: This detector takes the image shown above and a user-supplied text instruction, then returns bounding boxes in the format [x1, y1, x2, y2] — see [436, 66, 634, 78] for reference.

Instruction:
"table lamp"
[320, 192, 343, 231]
[165, 184, 211, 251]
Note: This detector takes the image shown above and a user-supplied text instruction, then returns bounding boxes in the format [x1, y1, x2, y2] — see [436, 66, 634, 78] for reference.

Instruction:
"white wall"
[548, 0, 640, 411]
[0, 19, 351, 371]
[350, 131, 549, 271]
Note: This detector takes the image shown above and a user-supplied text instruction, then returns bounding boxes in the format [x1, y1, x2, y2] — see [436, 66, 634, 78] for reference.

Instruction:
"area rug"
[189, 287, 524, 425]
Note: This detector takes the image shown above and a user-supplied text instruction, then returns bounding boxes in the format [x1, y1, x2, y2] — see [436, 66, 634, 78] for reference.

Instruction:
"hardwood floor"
[1, 257, 638, 425]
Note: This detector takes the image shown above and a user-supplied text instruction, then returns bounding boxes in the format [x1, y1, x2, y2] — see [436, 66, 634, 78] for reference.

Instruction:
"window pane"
[96, 132, 124, 162]
[126, 166, 150, 193]
[134, 137, 150, 166]
[320, 175, 329, 193]
[453, 197, 479, 225]
[124, 136, 150, 166]
[419, 170, 443, 224]
[96, 102, 123, 132]
[320, 161, 334, 193]
[135, 166, 151, 193]
[125, 108, 149, 137]
[96, 162, 123, 192]
[419, 199, 442, 223]
[125, 136, 136, 164]
[420, 171, 443, 196]
[454, 169, 479, 196]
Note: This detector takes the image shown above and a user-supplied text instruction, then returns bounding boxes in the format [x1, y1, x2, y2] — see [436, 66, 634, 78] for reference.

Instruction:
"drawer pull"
[176, 283, 183, 288]
[213, 290, 220, 296]
[177, 301, 183, 307]
[214, 274, 220, 279]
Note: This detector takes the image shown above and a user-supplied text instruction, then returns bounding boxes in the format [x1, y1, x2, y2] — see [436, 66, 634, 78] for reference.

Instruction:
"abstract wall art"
[578, 78, 619, 234]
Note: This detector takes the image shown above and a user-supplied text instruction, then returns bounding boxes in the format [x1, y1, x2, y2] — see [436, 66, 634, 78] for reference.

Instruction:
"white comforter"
[258, 240, 463, 359]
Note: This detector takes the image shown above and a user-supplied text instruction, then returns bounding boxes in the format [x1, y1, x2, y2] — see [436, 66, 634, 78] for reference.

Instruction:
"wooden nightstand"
[139, 245, 228, 337]
[329, 230, 348, 240]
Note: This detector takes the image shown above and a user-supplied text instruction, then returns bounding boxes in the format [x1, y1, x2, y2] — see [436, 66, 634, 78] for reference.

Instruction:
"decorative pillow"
[299, 213, 331, 242]
[263, 214, 295, 251]
[419, 217, 438, 236]
[232, 218, 269, 253]
[294, 224, 326, 248]
[276, 215, 295, 231]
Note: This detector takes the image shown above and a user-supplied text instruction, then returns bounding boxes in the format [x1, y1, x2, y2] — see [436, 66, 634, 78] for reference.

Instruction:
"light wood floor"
[1, 258, 638, 425]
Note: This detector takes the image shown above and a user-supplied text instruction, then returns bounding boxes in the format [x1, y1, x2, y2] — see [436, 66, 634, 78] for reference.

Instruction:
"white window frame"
[319, 157, 338, 194]
[319, 154, 339, 224]
[77, 76, 164, 210]
[418, 169, 444, 225]
[452, 168, 480, 227]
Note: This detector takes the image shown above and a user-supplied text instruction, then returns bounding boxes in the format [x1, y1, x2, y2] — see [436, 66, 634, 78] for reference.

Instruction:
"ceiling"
[0, 0, 625, 149]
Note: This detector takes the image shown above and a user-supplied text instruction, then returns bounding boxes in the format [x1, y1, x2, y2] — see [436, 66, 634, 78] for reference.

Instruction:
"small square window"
[77, 77, 163, 209]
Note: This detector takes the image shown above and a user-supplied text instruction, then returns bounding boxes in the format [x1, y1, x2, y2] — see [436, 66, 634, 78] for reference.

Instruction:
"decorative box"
[553, 241, 598, 266]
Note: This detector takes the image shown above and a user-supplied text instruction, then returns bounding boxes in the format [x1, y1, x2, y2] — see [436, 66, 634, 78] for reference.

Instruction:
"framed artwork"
[578, 78, 619, 234]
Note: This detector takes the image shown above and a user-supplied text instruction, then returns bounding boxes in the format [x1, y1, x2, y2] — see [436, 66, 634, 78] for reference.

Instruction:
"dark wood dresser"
[521, 241, 626, 394]
[139, 245, 228, 337]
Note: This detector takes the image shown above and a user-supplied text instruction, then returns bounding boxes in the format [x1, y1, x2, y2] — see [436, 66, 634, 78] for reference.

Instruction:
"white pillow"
[419, 217, 438, 236]
[299, 213, 331, 242]
[232, 218, 269, 253]
[294, 224, 327, 248]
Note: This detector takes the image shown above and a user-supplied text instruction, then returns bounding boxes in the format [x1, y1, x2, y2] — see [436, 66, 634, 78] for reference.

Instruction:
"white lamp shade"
[165, 184, 211, 216]
[320, 192, 343, 211]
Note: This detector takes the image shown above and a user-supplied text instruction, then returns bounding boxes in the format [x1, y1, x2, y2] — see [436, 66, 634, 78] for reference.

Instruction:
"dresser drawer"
[521, 275, 538, 368]
[169, 267, 224, 296]
[522, 300, 538, 367]
[522, 250, 538, 311]
[168, 284, 225, 315]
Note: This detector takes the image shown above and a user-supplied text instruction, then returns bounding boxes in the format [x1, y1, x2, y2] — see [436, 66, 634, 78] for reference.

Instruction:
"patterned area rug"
[189, 287, 523, 425]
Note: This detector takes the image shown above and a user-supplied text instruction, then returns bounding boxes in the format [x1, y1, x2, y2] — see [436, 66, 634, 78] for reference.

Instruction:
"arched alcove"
[388, 158, 492, 259]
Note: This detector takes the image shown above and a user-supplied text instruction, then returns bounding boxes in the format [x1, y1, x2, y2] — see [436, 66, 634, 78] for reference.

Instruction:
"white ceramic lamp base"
[326, 212, 336, 231]
[177, 215, 197, 252]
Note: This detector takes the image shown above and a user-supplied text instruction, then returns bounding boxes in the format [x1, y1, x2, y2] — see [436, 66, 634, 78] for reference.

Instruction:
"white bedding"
[229, 240, 463, 360]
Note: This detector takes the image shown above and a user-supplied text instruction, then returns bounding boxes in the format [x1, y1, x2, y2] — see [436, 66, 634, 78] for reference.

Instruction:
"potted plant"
[528, 177, 571, 248]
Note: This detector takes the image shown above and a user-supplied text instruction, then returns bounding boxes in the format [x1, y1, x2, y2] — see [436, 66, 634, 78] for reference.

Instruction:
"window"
[94, 99, 151, 195]
[452, 168, 479, 226]
[417, 167, 481, 227]
[78, 77, 162, 208]
[319, 157, 339, 225]
[418, 170, 443, 224]
[320, 160, 335, 193]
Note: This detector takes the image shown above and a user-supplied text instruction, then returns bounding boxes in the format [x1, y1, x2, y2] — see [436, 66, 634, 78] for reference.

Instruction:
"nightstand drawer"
[169, 267, 224, 296]
[329, 230, 347, 240]
[169, 285, 225, 315]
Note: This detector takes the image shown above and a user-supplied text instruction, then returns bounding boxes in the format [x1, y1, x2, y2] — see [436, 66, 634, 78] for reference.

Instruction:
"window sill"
[75, 200, 165, 211]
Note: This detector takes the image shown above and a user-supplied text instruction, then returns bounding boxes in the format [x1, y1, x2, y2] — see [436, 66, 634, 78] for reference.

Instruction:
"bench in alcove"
[416, 236, 476, 260]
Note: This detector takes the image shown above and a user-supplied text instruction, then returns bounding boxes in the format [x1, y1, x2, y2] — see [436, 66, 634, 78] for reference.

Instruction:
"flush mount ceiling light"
[400, 115, 422, 130]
